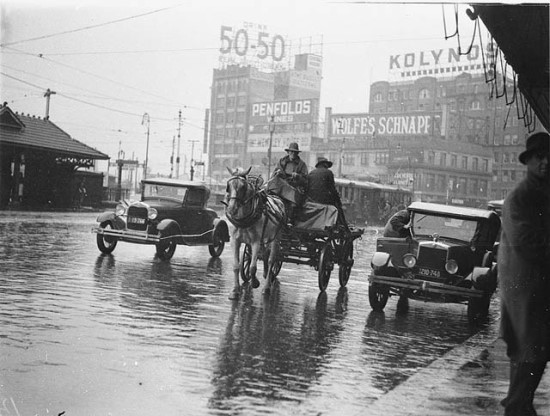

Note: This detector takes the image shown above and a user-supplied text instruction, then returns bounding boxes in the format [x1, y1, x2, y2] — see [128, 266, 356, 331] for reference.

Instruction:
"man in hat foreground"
[307, 157, 348, 228]
[499, 131, 550, 416]
[271, 142, 308, 224]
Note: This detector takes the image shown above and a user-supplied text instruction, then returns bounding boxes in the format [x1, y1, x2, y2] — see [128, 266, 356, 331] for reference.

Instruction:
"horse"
[224, 167, 287, 300]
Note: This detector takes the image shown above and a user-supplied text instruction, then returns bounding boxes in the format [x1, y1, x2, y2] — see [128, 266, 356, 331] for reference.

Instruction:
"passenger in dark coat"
[308, 157, 347, 228]
[382, 206, 410, 238]
[272, 142, 308, 224]
[499, 132, 550, 416]
[274, 142, 308, 191]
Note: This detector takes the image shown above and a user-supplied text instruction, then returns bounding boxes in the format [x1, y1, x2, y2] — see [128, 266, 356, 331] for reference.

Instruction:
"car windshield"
[143, 183, 187, 201]
[412, 212, 479, 242]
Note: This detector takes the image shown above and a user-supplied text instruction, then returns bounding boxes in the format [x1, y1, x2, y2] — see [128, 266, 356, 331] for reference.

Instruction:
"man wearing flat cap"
[308, 156, 348, 228]
[499, 132, 550, 416]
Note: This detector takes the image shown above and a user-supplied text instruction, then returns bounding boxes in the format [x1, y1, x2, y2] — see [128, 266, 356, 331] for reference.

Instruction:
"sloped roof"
[0, 105, 109, 160]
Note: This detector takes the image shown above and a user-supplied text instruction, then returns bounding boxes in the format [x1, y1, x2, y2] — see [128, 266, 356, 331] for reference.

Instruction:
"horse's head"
[225, 166, 253, 216]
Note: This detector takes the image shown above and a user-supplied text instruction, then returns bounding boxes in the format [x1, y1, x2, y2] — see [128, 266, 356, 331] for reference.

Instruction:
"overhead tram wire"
[1, 63, 197, 110]
[3, 45, 200, 111]
[0, 5, 183, 48]
[1, 71, 176, 121]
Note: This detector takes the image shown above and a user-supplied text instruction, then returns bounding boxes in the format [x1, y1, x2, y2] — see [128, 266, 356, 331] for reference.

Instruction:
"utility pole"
[142, 113, 150, 179]
[44, 89, 56, 120]
[267, 115, 275, 179]
[189, 140, 198, 181]
[170, 135, 175, 178]
[176, 110, 182, 178]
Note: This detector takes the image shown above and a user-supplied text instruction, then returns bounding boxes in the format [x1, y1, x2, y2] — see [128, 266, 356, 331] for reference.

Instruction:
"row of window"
[215, 78, 249, 94]
[424, 174, 488, 197]
[216, 95, 248, 109]
[425, 151, 490, 172]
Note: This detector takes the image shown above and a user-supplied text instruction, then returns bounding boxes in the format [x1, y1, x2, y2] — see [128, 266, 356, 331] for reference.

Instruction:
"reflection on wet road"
[0, 212, 495, 415]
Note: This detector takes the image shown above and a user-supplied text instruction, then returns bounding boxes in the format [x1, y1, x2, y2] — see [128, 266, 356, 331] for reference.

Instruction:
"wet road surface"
[0, 211, 498, 415]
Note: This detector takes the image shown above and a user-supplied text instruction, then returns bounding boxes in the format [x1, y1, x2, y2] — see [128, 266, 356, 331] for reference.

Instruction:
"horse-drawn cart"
[239, 202, 364, 292]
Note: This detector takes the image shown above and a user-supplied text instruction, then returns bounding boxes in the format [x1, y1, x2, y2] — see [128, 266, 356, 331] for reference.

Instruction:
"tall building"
[208, 33, 323, 182]
[314, 47, 540, 208]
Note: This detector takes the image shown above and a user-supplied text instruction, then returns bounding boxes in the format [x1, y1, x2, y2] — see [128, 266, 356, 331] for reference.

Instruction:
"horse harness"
[225, 175, 285, 244]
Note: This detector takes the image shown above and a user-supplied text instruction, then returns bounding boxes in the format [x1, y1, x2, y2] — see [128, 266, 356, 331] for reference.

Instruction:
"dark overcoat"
[275, 155, 308, 189]
[307, 166, 341, 206]
[499, 173, 550, 362]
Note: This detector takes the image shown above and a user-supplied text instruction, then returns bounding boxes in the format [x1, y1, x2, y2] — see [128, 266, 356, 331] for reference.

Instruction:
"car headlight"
[115, 203, 126, 216]
[147, 207, 158, 220]
[445, 259, 459, 274]
[402, 253, 417, 268]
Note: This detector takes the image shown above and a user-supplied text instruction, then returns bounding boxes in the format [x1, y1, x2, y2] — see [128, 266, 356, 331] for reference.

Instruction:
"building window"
[480, 180, 487, 196]
[451, 154, 457, 168]
[374, 92, 383, 102]
[470, 100, 481, 110]
[428, 151, 435, 164]
[419, 88, 430, 99]
[237, 96, 247, 107]
[459, 178, 467, 194]
[482, 158, 489, 172]
[440, 153, 447, 166]
[343, 154, 355, 165]
[426, 174, 435, 190]
[503, 153, 510, 163]
[216, 97, 225, 108]
[461, 156, 468, 169]
[511, 134, 519, 144]
[504, 134, 511, 145]
[437, 175, 446, 192]
[510, 153, 517, 163]
[375, 152, 389, 164]
[360, 152, 369, 166]
[472, 157, 479, 171]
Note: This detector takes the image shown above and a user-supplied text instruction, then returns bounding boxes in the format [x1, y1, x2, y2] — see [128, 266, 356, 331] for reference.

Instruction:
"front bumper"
[92, 226, 162, 244]
[368, 274, 484, 298]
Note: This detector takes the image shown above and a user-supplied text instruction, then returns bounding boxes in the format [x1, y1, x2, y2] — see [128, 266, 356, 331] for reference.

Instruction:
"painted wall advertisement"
[248, 98, 318, 152]
[330, 112, 443, 138]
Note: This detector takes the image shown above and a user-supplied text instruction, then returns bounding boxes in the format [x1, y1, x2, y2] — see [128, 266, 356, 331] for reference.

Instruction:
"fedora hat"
[315, 156, 333, 168]
[284, 142, 301, 153]
[519, 132, 549, 164]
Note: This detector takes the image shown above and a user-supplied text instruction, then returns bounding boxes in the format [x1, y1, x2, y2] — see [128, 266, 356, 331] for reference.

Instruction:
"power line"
[0, 5, 183, 48]
[1, 71, 176, 121]
[3, 45, 198, 109]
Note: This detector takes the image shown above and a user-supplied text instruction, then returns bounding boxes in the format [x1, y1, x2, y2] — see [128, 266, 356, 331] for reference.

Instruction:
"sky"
[0, 0, 489, 176]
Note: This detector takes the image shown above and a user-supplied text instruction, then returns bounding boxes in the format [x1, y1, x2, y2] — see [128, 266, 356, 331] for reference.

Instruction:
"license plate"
[418, 267, 441, 278]
[128, 216, 146, 224]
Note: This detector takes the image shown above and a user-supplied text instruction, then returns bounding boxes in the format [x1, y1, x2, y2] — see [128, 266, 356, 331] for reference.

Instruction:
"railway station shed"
[0, 103, 109, 210]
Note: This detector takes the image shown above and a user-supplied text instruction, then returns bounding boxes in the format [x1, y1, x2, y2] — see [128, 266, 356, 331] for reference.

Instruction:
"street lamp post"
[267, 115, 275, 179]
[142, 113, 150, 179]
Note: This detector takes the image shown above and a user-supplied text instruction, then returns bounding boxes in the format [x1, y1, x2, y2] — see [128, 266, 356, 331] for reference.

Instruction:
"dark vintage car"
[92, 178, 230, 260]
[368, 202, 501, 324]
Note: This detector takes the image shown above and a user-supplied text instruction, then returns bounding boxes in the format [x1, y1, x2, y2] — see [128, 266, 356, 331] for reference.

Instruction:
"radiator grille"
[417, 245, 447, 269]
[127, 206, 148, 231]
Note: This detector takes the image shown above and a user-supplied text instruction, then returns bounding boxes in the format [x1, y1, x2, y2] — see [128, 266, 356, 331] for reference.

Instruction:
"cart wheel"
[318, 244, 334, 292]
[467, 293, 492, 324]
[239, 244, 252, 283]
[338, 241, 354, 287]
[368, 282, 389, 312]
[271, 258, 283, 278]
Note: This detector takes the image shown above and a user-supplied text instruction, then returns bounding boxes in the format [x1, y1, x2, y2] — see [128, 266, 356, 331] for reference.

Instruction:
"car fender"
[371, 252, 391, 270]
[468, 266, 496, 292]
[96, 212, 125, 229]
[157, 219, 182, 237]
[213, 218, 230, 242]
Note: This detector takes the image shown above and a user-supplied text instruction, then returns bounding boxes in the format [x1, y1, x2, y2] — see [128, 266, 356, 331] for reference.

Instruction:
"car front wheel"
[156, 238, 176, 260]
[97, 221, 118, 254]
[368, 282, 389, 312]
